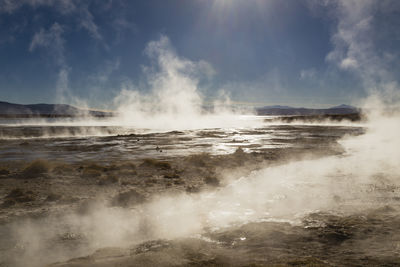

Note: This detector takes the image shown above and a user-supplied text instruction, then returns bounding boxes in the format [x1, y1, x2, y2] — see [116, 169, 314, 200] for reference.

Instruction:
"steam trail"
[112, 35, 250, 130]
[7, 112, 399, 267]
[322, 0, 400, 110]
[4, 1, 400, 266]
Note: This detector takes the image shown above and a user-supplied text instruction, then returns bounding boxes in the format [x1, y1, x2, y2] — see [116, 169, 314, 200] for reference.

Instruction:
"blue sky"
[0, 0, 399, 108]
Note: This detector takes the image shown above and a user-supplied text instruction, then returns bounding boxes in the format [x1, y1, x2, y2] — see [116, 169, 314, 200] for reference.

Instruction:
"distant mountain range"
[0, 101, 360, 118]
[0, 101, 112, 118]
[256, 104, 360, 116]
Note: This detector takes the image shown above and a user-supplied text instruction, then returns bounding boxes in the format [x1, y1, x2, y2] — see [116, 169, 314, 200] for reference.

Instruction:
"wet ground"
[50, 206, 400, 267]
[0, 118, 363, 162]
[1, 117, 399, 266]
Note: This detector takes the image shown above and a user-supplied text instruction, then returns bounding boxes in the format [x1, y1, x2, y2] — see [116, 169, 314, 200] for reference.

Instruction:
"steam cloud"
[322, 0, 400, 110]
[8, 111, 400, 266]
[4, 1, 400, 266]
[112, 35, 253, 130]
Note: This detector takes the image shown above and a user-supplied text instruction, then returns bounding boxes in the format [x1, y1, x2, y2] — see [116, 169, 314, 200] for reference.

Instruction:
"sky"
[0, 0, 399, 108]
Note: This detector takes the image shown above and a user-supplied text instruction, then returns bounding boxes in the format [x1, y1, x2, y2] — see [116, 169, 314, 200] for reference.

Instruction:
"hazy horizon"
[0, 98, 359, 110]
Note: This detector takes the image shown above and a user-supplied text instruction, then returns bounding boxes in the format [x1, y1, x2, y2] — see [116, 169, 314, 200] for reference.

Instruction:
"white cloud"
[78, 5, 102, 40]
[29, 23, 63, 50]
[1, 0, 103, 42]
[56, 67, 70, 102]
[89, 59, 120, 83]
[113, 17, 137, 32]
[144, 35, 216, 82]
[14, 0, 120, 106]
[113, 35, 237, 129]
[340, 57, 358, 69]
[29, 22, 65, 66]
[0, 0, 76, 14]
[111, 16, 138, 45]
[300, 68, 317, 80]
[309, 0, 400, 107]
[28, 22, 73, 105]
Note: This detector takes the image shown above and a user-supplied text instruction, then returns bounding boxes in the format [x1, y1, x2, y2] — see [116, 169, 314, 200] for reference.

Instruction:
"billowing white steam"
[9, 108, 400, 267]
[5, 35, 257, 133]
[6, 1, 400, 266]
[112, 35, 252, 130]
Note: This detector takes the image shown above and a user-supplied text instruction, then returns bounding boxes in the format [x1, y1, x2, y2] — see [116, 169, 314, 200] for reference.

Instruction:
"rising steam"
[4, 1, 400, 266]
[7, 107, 400, 266]
[112, 35, 253, 130]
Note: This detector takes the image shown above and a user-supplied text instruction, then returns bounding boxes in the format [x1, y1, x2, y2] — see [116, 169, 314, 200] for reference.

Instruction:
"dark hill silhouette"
[0, 101, 112, 118]
[256, 104, 359, 116]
